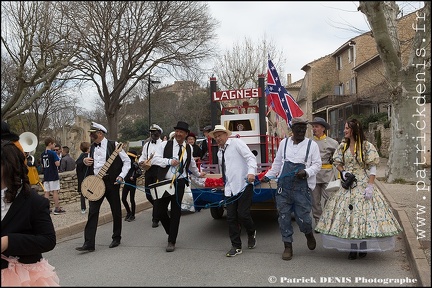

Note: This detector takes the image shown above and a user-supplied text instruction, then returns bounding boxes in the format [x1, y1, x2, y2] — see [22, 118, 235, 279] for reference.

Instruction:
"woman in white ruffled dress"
[315, 118, 402, 260]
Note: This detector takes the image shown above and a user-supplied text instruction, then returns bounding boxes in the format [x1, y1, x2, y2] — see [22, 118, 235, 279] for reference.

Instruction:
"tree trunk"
[359, 1, 430, 182]
[106, 110, 119, 140]
[387, 70, 424, 182]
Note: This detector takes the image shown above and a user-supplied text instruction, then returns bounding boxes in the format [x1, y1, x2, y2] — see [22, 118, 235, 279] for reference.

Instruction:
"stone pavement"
[51, 185, 152, 240]
[375, 158, 431, 287]
[51, 158, 431, 286]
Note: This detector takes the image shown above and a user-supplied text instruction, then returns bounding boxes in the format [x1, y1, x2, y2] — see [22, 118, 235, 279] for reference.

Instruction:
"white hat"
[208, 125, 232, 138]
[149, 124, 163, 134]
[89, 122, 107, 133]
[169, 131, 175, 140]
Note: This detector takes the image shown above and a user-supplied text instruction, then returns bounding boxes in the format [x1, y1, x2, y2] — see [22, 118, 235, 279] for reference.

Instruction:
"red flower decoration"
[204, 177, 224, 187]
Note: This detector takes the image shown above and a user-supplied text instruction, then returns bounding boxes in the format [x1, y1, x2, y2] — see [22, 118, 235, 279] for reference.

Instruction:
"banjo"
[81, 143, 124, 201]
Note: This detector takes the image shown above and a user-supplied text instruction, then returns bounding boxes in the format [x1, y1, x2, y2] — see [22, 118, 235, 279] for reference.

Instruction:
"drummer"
[151, 121, 206, 252]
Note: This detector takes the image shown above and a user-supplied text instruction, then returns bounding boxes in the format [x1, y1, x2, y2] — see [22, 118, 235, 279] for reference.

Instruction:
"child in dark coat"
[122, 150, 143, 221]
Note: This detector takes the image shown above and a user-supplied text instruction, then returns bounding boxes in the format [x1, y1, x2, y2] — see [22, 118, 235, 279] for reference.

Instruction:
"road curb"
[376, 179, 430, 287]
[55, 200, 153, 241]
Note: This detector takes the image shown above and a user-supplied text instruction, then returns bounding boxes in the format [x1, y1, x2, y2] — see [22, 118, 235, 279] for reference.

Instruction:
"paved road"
[46, 207, 417, 287]
[46, 157, 430, 286]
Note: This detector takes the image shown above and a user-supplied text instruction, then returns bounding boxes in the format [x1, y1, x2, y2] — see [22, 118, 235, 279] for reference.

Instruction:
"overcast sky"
[78, 1, 423, 109]
[205, 1, 423, 84]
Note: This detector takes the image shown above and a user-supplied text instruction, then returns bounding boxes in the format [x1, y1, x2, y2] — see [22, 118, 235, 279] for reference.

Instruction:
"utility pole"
[148, 75, 161, 127]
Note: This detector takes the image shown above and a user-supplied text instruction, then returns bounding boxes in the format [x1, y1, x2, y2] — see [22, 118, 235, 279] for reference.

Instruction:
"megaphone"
[19, 132, 38, 153]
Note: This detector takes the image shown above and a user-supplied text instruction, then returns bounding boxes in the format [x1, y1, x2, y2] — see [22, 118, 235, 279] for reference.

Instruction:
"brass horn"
[19, 132, 38, 153]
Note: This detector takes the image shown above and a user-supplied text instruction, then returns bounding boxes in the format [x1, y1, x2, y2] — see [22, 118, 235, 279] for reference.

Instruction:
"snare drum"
[148, 179, 176, 200]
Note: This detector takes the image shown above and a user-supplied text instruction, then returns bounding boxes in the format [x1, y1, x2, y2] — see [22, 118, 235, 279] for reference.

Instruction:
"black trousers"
[83, 181, 122, 248]
[155, 178, 186, 244]
[145, 166, 159, 222]
[121, 182, 136, 216]
[225, 184, 255, 249]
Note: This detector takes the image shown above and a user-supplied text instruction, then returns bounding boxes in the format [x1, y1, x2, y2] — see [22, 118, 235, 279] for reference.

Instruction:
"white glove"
[341, 170, 349, 180]
[364, 183, 374, 200]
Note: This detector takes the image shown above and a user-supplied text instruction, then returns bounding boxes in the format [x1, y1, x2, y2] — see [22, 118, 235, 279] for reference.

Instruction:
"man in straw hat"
[152, 121, 206, 252]
[138, 124, 164, 228]
[309, 117, 339, 228]
[209, 124, 257, 257]
[262, 116, 321, 260]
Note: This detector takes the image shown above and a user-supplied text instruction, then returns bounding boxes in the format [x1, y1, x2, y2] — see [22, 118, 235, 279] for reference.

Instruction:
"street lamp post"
[148, 75, 161, 127]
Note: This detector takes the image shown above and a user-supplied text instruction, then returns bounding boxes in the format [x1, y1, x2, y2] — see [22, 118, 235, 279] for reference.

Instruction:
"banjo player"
[75, 122, 131, 252]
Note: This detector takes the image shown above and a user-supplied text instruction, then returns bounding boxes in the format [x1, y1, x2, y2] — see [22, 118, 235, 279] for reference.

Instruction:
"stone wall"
[34, 171, 145, 206]
[366, 122, 390, 158]
[34, 171, 81, 206]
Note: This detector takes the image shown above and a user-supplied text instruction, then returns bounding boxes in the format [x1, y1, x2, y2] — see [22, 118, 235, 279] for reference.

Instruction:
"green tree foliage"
[118, 118, 149, 143]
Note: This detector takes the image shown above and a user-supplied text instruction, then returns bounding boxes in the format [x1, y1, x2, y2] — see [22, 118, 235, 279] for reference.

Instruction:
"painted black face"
[292, 124, 307, 141]
[150, 130, 161, 140]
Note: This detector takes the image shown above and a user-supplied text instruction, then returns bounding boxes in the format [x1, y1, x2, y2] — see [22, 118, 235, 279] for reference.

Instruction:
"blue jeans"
[276, 161, 313, 243]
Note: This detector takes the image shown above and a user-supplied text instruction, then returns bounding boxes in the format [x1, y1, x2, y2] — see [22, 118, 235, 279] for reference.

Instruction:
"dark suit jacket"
[1, 189, 56, 269]
[76, 152, 89, 193]
[200, 138, 209, 160]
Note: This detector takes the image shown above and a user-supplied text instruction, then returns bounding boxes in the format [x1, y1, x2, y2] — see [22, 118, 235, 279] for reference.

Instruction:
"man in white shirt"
[138, 124, 163, 228]
[208, 125, 257, 257]
[152, 121, 206, 252]
[262, 117, 322, 261]
[75, 122, 131, 252]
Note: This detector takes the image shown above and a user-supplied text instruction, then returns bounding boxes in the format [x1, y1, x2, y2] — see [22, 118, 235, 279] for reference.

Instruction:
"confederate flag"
[267, 58, 304, 127]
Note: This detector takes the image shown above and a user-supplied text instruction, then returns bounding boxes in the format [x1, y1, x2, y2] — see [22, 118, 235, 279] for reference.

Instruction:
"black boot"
[125, 213, 131, 221]
[305, 232, 316, 250]
[348, 243, 358, 260]
[282, 242, 292, 260]
[358, 241, 367, 258]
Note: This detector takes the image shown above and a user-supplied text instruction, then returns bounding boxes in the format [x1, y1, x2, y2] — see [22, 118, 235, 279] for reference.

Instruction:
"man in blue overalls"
[262, 117, 322, 260]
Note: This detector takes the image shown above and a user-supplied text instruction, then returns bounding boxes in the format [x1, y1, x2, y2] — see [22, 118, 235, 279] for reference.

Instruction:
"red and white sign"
[212, 88, 261, 102]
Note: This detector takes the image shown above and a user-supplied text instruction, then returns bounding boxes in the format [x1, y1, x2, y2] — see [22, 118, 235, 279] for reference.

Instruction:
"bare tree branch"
[67, 1, 218, 137]
[1, 1, 80, 120]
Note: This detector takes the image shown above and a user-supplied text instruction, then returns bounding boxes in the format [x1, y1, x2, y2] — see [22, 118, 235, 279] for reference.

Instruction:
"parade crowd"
[1, 117, 403, 286]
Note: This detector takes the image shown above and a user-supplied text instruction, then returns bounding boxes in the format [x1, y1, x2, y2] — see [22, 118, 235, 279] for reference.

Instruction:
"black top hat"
[173, 121, 190, 133]
[309, 117, 330, 130]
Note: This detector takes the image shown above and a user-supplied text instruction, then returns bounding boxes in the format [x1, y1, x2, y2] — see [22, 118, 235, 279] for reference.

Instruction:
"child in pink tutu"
[1, 139, 60, 286]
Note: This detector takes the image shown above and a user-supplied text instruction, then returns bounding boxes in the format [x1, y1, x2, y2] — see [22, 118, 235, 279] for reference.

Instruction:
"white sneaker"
[81, 209, 86, 214]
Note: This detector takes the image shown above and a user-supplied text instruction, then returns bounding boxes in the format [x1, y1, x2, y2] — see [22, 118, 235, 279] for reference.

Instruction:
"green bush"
[348, 112, 389, 129]
[374, 130, 382, 149]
